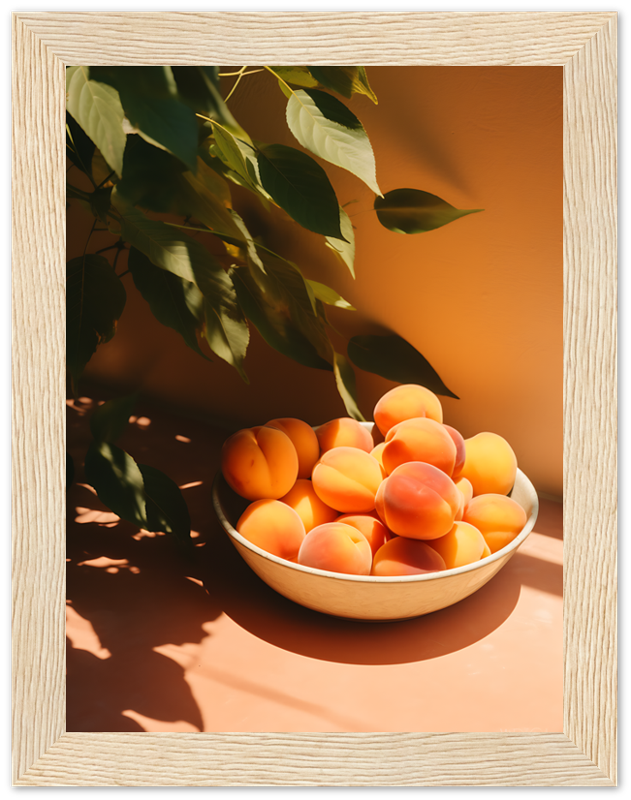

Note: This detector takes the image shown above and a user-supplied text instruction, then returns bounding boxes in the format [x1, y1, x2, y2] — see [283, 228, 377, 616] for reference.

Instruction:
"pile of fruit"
[220, 385, 527, 577]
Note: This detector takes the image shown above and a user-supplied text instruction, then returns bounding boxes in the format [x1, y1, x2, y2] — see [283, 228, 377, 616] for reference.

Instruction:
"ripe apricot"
[463, 494, 527, 554]
[312, 446, 384, 513]
[279, 478, 338, 533]
[221, 425, 298, 500]
[265, 417, 320, 479]
[371, 537, 446, 576]
[426, 521, 486, 569]
[480, 542, 492, 559]
[382, 417, 457, 476]
[236, 499, 305, 560]
[336, 512, 391, 556]
[370, 442, 387, 471]
[444, 425, 466, 479]
[459, 432, 517, 496]
[455, 476, 474, 507]
[315, 417, 374, 453]
[373, 384, 443, 436]
[297, 521, 372, 575]
[375, 461, 461, 540]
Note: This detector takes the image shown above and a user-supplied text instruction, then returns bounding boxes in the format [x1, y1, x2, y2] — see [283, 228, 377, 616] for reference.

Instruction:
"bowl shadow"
[199, 513, 523, 666]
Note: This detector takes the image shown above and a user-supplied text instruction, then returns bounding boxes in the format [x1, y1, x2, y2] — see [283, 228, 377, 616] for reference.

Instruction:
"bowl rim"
[211, 465, 540, 585]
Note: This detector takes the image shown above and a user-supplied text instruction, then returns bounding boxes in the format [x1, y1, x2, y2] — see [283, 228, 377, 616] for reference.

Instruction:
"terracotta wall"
[69, 66, 563, 497]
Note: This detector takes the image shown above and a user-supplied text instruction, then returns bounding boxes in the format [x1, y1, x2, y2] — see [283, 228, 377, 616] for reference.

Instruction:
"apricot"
[297, 521, 372, 575]
[463, 494, 527, 554]
[279, 478, 338, 533]
[236, 499, 305, 560]
[455, 476, 474, 507]
[382, 417, 457, 476]
[312, 446, 384, 513]
[336, 512, 391, 556]
[375, 461, 461, 540]
[373, 383, 443, 436]
[426, 521, 486, 569]
[265, 417, 320, 479]
[480, 542, 492, 559]
[459, 432, 517, 496]
[370, 442, 387, 470]
[315, 417, 373, 454]
[221, 425, 298, 500]
[444, 425, 466, 479]
[371, 536, 446, 576]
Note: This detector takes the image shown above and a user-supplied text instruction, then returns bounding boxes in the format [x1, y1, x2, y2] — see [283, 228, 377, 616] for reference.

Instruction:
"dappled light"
[175, 435, 192, 443]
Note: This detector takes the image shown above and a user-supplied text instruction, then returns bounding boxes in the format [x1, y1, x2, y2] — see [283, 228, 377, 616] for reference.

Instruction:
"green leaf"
[272, 66, 319, 89]
[257, 143, 343, 239]
[128, 247, 209, 359]
[90, 66, 199, 173]
[307, 67, 378, 104]
[89, 186, 112, 224]
[138, 463, 192, 543]
[196, 68, 252, 142]
[66, 66, 126, 177]
[112, 191, 249, 379]
[117, 136, 187, 213]
[90, 393, 139, 443]
[118, 138, 237, 239]
[333, 352, 365, 421]
[66, 255, 127, 387]
[180, 162, 246, 244]
[84, 441, 147, 528]
[374, 189, 483, 234]
[66, 111, 96, 178]
[347, 334, 459, 399]
[306, 280, 355, 310]
[231, 244, 335, 371]
[325, 206, 355, 278]
[210, 126, 265, 195]
[286, 89, 381, 195]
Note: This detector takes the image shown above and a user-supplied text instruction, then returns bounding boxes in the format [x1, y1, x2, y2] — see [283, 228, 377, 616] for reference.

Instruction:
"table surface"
[66, 393, 563, 734]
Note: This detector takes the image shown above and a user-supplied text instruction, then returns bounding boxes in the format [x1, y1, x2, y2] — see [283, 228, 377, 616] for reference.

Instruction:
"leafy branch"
[66, 64, 480, 535]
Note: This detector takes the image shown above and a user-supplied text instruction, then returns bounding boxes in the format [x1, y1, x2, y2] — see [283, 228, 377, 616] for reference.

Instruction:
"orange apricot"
[279, 478, 338, 532]
[382, 417, 457, 476]
[459, 432, 517, 496]
[455, 476, 474, 507]
[311, 446, 384, 513]
[371, 536, 446, 576]
[373, 384, 443, 436]
[463, 494, 527, 554]
[375, 461, 461, 540]
[236, 499, 305, 560]
[370, 441, 387, 471]
[315, 417, 373, 453]
[297, 521, 372, 575]
[480, 542, 492, 559]
[221, 425, 298, 500]
[426, 521, 486, 569]
[444, 425, 466, 479]
[336, 512, 391, 556]
[265, 417, 320, 479]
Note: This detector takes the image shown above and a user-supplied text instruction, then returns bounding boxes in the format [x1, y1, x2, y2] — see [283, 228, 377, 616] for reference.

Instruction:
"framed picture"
[12, 11, 616, 786]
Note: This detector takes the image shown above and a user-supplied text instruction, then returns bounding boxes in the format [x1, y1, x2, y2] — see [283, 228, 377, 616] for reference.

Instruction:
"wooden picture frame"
[12, 11, 617, 786]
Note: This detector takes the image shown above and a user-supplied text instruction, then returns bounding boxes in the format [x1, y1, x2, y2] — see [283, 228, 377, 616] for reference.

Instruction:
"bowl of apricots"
[212, 384, 539, 621]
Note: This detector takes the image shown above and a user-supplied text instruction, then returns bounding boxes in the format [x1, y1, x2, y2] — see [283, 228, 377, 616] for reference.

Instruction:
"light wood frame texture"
[12, 11, 617, 787]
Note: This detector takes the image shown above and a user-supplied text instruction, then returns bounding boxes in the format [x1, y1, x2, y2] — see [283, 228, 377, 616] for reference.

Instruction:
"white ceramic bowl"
[212, 424, 539, 621]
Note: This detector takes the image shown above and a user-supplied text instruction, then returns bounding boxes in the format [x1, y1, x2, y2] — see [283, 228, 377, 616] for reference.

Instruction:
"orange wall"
[69, 66, 563, 496]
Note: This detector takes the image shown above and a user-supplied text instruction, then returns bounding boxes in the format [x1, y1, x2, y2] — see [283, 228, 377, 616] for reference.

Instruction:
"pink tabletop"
[66, 393, 563, 733]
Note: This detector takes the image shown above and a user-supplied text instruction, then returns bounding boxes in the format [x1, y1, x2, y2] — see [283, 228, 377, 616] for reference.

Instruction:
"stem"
[117, 269, 130, 278]
[112, 246, 125, 273]
[219, 68, 265, 77]
[95, 243, 119, 255]
[163, 221, 214, 234]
